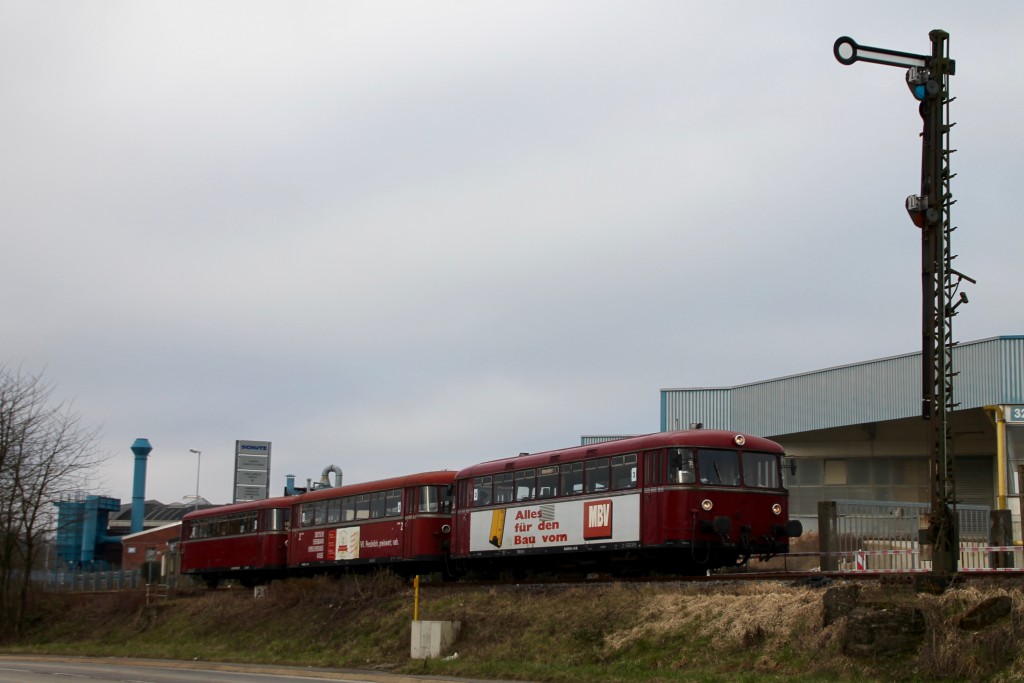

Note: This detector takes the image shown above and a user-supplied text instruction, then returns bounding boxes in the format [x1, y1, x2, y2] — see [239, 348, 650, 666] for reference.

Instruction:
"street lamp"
[189, 449, 201, 510]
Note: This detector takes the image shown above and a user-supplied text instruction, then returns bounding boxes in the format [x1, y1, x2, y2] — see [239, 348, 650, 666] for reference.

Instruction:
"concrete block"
[410, 620, 461, 659]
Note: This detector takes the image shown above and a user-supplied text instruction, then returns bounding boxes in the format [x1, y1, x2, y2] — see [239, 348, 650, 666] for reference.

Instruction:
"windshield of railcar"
[695, 448, 782, 488]
[696, 449, 740, 486]
[742, 451, 782, 488]
[419, 485, 452, 513]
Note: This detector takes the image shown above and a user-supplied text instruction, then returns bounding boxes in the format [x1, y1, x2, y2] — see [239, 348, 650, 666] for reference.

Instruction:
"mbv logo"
[583, 499, 613, 540]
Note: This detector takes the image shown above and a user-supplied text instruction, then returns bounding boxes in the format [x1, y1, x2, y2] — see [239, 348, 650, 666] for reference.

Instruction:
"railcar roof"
[182, 471, 455, 521]
[181, 494, 292, 522]
[453, 430, 783, 480]
[292, 470, 456, 504]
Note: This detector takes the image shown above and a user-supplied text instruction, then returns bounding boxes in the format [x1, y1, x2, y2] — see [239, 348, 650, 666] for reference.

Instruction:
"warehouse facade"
[660, 336, 1024, 534]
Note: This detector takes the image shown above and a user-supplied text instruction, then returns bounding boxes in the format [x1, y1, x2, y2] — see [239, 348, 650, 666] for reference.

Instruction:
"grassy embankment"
[5, 573, 1024, 682]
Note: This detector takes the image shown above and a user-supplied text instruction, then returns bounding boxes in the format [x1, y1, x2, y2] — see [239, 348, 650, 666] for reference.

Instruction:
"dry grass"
[9, 576, 1024, 682]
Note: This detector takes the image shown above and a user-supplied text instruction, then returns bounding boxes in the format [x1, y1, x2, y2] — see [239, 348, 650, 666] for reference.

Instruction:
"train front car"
[287, 471, 455, 577]
[180, 497, 291, 588]
[450, 430, 801, 577]
[645, 430, 802, 572]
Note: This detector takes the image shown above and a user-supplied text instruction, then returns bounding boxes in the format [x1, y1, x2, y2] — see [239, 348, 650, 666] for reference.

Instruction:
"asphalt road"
[0, 657, 502, 683]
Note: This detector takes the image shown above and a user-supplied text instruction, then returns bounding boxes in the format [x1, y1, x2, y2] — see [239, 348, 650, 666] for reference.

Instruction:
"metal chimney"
[130, 438, 152, 534]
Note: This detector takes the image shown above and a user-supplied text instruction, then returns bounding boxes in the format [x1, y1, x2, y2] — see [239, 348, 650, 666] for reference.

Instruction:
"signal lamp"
[905, 194, 927, 228]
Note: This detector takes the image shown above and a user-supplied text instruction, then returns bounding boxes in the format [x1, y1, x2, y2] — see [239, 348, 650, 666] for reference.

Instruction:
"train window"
[536, 466, 559, 499]
[611, 454, 637, 490]
[585, 458, 610, 493]
[326, 499, 342, 524]
[300, 503, 315, 528]
[420, 485, 450, 512]
[370, 491, 386, 519]
[494, 472, 514, 503]
[342, 496, 356, 521]
[385, 489, 402, 517]
[668, 448, 696, 484]
[742, 452, 781, 489]
[355, 494, 370, 520]
[515, 469, 536, 501]
[473, 476, 493, 506]
[269, 508, 287, 531]
[419, 485, 437, 512]
[313, 501, 327, 526]
[696, 449, 740, 486]
[644, 451, 662, 486]
[560, 462, 583, 495]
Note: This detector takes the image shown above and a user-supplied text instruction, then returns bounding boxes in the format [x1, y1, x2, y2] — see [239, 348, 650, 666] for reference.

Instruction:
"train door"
[642, 450, 663, 546]
[452, 479, 474, 557]
[402, 487, 416, 559]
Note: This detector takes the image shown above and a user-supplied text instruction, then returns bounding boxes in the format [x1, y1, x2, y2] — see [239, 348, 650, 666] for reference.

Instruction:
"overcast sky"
[2, 2, 1021, 506]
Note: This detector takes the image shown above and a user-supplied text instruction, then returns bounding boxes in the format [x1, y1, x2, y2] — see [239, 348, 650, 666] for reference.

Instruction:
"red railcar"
[288, 471, 454, 576]
[180, 497, 291, 588]
[450, 430, 801, 576]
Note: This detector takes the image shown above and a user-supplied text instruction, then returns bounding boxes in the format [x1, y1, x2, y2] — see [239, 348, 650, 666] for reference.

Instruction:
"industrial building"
[660, 335, 1024, 535]
[121, 522, 182, 579]
[53, 497, 212, 570]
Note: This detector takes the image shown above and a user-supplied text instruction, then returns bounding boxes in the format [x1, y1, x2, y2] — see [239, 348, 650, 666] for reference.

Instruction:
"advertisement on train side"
[292, 522, 402, 564]
[468, 493, 640, 554]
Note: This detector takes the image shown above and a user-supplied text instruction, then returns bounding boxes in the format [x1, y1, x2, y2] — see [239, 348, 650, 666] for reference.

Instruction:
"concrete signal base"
[411, 620, 461, 660]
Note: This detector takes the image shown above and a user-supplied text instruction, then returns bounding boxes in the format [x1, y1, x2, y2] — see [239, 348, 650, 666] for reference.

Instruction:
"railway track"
[415, 567, 1024, 590]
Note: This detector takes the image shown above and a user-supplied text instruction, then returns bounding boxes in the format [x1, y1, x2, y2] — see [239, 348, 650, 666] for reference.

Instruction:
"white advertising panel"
[468, 493, 640, 554]
[233, 440, 271, 503]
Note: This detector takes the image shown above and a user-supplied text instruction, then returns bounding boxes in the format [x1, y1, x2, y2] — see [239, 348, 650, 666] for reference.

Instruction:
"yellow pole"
[413, 574, 420, 622]
[986, 406, 1008, 509]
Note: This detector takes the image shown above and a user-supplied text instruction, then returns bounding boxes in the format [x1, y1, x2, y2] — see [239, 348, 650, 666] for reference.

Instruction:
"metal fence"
[33, 569, 142, 592]
[818, 499, 1019, 572]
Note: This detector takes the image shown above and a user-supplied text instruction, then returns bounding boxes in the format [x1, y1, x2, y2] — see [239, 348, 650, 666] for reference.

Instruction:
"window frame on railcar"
[182, 500, 291, 544]
[468, 452, 639, 508]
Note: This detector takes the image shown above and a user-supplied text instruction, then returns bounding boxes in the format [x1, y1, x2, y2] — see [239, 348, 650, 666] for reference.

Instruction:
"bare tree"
[0, 365, 103, 637]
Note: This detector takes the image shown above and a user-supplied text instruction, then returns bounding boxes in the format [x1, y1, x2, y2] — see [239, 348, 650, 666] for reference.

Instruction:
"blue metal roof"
[661, 336, 1024, 437]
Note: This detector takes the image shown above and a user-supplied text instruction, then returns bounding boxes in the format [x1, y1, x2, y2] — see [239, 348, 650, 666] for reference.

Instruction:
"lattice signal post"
[834, 31, 973, 577]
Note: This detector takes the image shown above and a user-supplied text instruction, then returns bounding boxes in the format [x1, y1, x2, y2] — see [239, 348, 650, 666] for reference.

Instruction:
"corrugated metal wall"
[661, 336, 1023, 436]
[660, 388, 730, 431]
[580, 435, 638, 445]
[1000, 336, 1024, 403]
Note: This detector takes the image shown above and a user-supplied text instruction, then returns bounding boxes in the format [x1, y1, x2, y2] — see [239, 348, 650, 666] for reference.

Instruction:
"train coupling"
[772, 520, 803, 538]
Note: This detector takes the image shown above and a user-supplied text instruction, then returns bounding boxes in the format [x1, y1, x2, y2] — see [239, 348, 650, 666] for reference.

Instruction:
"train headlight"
[701, 499, 713, 512]
[771, 503, 782, 516]
[441, 524, 452, 534]
[734, 434, 746, 446]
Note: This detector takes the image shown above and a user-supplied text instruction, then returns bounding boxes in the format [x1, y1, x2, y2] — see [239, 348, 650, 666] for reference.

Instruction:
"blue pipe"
[130, 438, 152, 534]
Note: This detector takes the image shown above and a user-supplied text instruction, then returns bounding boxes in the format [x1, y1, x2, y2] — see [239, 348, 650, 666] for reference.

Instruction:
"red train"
[181, 471, 454, 588]
[180, 430, 801, 585]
